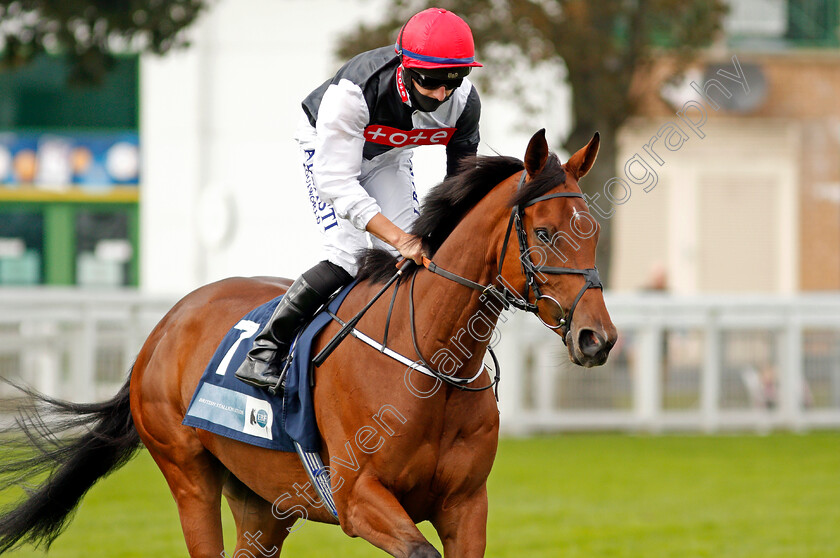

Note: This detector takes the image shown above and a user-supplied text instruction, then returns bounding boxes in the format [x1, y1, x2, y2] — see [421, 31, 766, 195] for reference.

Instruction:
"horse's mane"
[356, 152, 567, 283]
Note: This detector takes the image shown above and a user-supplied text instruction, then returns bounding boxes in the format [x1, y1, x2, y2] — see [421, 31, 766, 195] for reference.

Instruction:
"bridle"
[423, 171, 603, 340]
[314, 170, 604, 396]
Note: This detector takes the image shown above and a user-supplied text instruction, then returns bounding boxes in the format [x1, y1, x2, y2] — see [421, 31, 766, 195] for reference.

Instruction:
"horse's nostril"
[578, 329, 605, 357]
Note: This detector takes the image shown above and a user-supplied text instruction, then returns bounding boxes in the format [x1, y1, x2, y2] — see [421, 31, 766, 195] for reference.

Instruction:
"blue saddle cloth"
[182, 282, 355, 453]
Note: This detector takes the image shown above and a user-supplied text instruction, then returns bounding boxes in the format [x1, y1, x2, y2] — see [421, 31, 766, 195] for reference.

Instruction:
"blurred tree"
[338, 0, 727, 283]
[0, 0, 207, 85]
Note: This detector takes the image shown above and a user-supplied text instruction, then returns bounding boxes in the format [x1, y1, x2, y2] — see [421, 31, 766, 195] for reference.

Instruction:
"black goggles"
[406, 68, 464, 90]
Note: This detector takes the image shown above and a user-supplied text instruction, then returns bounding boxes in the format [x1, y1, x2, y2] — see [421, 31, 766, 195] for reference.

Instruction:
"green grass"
[2, 433, 839, 557]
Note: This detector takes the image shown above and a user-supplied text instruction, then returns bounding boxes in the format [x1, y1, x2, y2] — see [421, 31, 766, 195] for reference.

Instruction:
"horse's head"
[498, 129, 617, 367]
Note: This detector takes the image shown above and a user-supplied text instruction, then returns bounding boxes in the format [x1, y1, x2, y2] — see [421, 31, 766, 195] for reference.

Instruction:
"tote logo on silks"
[364, 125, 455, 147]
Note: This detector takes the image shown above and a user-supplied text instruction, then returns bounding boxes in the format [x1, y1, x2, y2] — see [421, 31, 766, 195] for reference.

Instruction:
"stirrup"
[267, 333, 301, 395]
[267, 353, 293, 396]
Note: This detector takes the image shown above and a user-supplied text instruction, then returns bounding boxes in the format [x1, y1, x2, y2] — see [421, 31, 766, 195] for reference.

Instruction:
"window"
[0, 210, 43, 285]
[0, 54, 139, 286]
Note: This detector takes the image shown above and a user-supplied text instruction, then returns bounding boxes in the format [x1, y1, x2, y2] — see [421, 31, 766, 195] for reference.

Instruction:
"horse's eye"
[535, 228, 551, 243]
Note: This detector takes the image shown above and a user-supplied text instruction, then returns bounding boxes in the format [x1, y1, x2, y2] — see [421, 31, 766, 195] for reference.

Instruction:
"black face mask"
[403, 68, 452, 112]
[409, 87, 449, 112]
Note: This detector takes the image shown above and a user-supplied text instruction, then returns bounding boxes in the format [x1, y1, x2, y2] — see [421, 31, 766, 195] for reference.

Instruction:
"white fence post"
[701, 309, 721, 433]
[535, 341, 555, 425]
[21, 320, 60, 399]
[780, 317, 804, 431]
[124, 305, 141, 375]
[71, 304, 97, 403]
[634, 320, 663, 432]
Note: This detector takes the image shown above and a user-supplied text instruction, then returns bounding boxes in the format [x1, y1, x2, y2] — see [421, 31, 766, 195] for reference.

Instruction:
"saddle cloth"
[182, 282, 355, 453]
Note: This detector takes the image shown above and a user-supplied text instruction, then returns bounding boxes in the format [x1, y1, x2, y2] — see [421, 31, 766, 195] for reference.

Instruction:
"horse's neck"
[409, 185, 514, 374]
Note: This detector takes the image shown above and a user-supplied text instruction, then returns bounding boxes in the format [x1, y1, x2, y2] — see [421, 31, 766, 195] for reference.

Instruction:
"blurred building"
[0, 57, 140, 287]
[0, 0, 569, 295]
[611, 0, 840, 293]
[2, 1, 837, 297]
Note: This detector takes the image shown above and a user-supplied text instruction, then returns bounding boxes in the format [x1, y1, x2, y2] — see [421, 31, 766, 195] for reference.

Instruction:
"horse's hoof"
[406, 542, 441, 558]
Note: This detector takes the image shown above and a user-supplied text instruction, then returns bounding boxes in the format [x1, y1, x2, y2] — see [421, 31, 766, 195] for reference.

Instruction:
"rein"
[406, 271, 502, 396]
[314, 171, 603, 397]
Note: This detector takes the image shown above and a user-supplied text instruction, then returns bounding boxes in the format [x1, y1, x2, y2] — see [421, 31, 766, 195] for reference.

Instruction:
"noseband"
[425, 171, 603, 339]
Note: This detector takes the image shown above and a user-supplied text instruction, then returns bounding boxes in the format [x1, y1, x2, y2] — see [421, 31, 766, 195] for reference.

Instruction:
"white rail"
[496, 293, 840, 433]
[1, 289, 839, 433]
[0, 288, 175, 403]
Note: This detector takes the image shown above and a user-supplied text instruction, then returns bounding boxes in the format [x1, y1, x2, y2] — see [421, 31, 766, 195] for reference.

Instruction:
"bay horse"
[0, 130, 616, 557]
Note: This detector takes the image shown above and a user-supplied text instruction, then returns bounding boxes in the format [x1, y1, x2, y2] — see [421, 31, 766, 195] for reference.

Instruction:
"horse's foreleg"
[339, 475, 440, 558]
[223, 474, 296, 556]
[431, 486, 489, 558]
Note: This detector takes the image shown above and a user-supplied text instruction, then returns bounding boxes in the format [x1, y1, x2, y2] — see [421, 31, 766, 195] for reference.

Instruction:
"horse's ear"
[565, 131, 600, 180]
[524, 129, 549, 178]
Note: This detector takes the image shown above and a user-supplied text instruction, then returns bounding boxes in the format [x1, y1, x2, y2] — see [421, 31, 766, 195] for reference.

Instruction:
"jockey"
[236, 8, 482, 389]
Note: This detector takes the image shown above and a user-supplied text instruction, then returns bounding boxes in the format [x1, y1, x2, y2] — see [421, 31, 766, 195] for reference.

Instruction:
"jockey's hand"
[394, 233, 426, 266]
[365, 213, 427, 266]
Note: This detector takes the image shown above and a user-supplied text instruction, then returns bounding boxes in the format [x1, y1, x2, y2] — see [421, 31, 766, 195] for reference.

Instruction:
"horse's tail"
[0, 371, 141, 553]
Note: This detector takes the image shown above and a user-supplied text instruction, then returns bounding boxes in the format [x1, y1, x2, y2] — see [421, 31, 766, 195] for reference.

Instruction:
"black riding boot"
[235, 260, 352, 389]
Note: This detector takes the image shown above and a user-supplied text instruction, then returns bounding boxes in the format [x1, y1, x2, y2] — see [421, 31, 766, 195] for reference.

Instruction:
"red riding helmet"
[395, 8, 483, 72]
